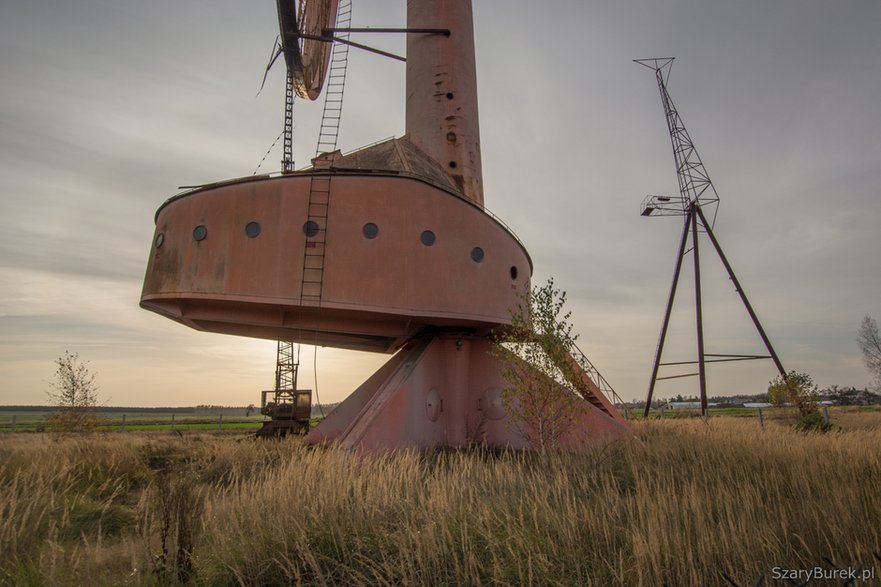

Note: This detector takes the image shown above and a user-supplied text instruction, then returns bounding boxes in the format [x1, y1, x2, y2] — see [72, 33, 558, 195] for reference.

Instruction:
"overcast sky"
[1, 0, 879, 407]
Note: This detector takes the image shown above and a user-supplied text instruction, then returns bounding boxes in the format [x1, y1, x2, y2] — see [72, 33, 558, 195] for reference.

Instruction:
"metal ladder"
[271, 0, 352, 414]
[299, 0, 352, 305]
[275, 340, 298, 391]
[282, 73, 295, 173]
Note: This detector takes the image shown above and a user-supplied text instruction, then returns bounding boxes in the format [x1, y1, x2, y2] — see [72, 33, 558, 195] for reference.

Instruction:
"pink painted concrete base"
[306, 335, 629, 451]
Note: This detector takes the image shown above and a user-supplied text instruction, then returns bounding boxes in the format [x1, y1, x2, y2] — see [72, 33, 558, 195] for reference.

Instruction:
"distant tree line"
[634, 386, 881, 411]
[820, 385, 881, 406]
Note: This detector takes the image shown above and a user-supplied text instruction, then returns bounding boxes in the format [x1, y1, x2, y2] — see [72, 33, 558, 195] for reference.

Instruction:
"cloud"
[1, 0, 880, 406]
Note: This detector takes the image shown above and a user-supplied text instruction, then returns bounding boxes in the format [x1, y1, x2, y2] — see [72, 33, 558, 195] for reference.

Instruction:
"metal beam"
[694, 205, 786, 378]
[296, 33, 406, 62]
[691, 204, 708, 416]
[661, 355, 772, 366]
[657, 372, 699, 381]
[644, 209, 693, 417]
[323, 27, 450, 36]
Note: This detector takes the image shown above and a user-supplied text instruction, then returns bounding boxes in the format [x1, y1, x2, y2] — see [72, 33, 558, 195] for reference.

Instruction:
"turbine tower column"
[405, 0, 484, 206]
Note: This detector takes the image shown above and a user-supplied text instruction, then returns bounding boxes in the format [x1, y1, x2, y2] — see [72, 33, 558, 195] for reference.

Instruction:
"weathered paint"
[307, 335, 630, 451]
[140, 0, 629, 450]
[141, 173, 531, 352]
[405, 0, 484, 205]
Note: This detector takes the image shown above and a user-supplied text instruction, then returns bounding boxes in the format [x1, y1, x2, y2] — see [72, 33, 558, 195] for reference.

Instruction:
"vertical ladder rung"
[298, 0, 351, 306]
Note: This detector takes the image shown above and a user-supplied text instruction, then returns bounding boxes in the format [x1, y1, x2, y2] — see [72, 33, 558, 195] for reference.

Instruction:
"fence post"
[120, 413, 126, 432]
[822, 406, 830, 427]
[218, 413, 223, 432]
[757, 408, 764, 430]
[171, 413, 175, 431]
[11, 415, 16, 433]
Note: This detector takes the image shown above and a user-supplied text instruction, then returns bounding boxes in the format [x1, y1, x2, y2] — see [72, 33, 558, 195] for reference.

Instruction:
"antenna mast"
[635, 58, 719, 224]
[636, 58, 786, 417]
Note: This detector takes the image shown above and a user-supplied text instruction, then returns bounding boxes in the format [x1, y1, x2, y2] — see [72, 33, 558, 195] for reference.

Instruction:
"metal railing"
[572, 343, 630, 418]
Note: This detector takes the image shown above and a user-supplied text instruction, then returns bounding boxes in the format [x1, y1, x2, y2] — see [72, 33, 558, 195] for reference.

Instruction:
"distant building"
[665, 401, 719, 410]
[743, 402, 773, 409]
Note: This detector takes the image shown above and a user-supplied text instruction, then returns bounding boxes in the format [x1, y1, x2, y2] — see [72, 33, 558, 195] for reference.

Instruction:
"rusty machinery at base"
[256, 389, 312, 438]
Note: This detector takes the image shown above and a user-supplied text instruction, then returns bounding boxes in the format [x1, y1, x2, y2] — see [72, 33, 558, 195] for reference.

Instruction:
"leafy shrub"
[768, 371, 830, 432]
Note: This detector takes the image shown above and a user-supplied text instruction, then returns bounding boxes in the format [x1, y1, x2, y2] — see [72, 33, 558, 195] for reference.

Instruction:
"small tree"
[768, 371, 829, 432]
[46, 351, 103, 431]
[494, 278, 589, 452]
[858, 314, 881, 392]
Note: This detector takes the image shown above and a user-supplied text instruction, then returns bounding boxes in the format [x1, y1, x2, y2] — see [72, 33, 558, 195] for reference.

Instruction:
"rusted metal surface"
[405, 0, 484, 206]
[141, 0, 628, 450]
[277, 0, 339, 100]
[329, 136, 459, 193]
[141, 173, 531, 353]
[306, 336, 629, 451]
[256, 389, 312, 437]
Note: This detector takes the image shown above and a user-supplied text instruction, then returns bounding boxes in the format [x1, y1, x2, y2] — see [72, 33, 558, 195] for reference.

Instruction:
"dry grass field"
[1, 412, 879, 586]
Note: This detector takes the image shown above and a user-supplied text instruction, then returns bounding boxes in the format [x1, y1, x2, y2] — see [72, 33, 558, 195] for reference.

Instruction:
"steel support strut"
[694, 205, 786, 378]
[644, 204, 787, 418]
[644, 209, 693, 417]
[691, 204, 708, 415]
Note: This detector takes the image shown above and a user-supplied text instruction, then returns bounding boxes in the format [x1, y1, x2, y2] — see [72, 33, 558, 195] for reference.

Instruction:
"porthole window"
[155, 233, 165, 249]
[510, 266, 518, 280]
[362, 222, 379, 239]
[193, 225, 207, 241]
[303, 220, 320, 238]
[471, 247, 485, 263]
[245, 221, 261, 238]
[420, 230, 436, 246]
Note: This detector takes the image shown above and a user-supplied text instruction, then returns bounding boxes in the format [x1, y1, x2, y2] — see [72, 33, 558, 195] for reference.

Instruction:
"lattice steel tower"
[636, 58, 786, 417]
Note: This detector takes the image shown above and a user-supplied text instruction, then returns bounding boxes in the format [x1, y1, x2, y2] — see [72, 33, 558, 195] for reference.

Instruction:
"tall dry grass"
[1, 413, 879, 586]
